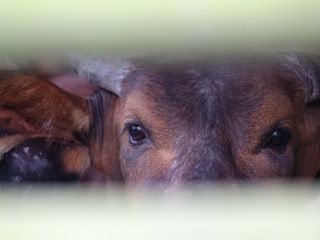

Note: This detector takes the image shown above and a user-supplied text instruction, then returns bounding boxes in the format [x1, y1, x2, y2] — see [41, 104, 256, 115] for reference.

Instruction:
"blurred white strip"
[0, 186, 319, 240]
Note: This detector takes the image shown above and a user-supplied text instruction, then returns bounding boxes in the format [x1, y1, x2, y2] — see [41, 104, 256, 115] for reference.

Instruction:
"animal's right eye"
[128, 123, 146, 145]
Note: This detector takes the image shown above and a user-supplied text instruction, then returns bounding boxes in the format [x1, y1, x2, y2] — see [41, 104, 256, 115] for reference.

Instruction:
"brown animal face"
[74, 54, 320, 188]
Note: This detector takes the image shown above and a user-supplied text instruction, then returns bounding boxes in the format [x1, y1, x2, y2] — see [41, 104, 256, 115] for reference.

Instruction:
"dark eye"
[265, 127, 292, 152]
[128, 124, 146, 145]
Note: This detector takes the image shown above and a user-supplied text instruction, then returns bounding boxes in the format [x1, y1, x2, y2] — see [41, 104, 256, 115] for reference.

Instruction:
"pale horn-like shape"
[67, 54, 134, 96]
[284, 53, 320, 103]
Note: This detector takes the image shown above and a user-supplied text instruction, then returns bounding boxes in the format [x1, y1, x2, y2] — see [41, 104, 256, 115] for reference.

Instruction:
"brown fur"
[0, 72, 89, 139]
[0, 71, 91, 181]
[88, 90, 122, 181]
[61, 145, 90, 175]
[295, 103, 320, 177]
[88, 55, 320, 187]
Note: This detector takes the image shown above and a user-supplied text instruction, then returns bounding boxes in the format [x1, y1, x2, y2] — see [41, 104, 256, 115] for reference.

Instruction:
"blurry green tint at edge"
[0, 185, 319, 240]
[0, 0, 320, 57]
[0, 2, 320, 239]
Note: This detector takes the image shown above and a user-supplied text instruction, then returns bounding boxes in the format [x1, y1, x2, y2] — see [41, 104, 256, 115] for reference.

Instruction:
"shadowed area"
[0, 138, 79, 183]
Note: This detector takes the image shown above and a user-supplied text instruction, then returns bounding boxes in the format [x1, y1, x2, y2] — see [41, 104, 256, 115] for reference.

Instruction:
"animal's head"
[72, 54, 320, 188]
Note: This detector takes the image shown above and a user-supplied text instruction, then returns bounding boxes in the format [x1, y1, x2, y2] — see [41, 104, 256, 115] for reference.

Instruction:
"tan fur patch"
[72, 108, 90, 133]
[61, 146, 90, 176]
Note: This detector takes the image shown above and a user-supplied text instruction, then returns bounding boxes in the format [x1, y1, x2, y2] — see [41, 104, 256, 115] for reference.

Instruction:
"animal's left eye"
[128, 124, 146, 145]
[264, 127, 292, 152]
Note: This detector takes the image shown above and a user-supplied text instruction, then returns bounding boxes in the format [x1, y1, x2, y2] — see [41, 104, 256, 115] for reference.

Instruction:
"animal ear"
[0, 71, 90, 138]
[284, 53, 320, 103]
[68, 55, 134, 96]
[0, 71, 91, 180]
[68, 55, 132, 181]
[87, 89, 123, 181]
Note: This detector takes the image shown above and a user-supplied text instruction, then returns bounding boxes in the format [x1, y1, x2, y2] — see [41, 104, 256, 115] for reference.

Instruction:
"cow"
[70, 53, 320, 188]
[0, 71, 91, 183]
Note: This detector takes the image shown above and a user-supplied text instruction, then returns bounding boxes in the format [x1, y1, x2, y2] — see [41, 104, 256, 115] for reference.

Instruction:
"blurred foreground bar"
[0, 0, 319, 56]
[0, 185, 319, 240]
